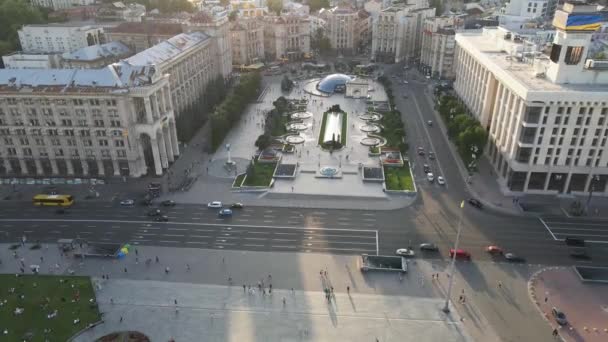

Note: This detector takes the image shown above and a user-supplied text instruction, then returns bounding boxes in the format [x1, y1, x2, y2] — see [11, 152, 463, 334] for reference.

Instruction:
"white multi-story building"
[18, 24, 105, 54]
[320, 4, 360, 54]
[0, 63, 178, 177]
[420, 16, 460, 78]
[453, 2, 608, 195]
[263, 14, 311, 61]
[499, 0, 551, 30]
[186, 9, 233, 81]
[30, 0, 95, 11]
[230, 18, 265, 66]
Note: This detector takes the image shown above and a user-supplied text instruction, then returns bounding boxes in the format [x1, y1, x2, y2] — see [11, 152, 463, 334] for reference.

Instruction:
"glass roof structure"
[317, 73, 353, 93]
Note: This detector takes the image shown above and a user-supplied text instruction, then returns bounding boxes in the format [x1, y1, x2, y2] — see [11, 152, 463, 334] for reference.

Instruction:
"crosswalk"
[539, 217, 608, 244]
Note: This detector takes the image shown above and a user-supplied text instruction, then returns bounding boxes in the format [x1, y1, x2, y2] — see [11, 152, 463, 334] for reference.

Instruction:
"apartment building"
[105, 22, 183, 53]
[499, 0, 552, 30]
[230, 18, 265, 66]
[263, 14, 311, 61]
[18, 24, 105, 54]
[453, 2, 608, 195]
[0, 64, 178, 178]
[420, 16, 459, 79]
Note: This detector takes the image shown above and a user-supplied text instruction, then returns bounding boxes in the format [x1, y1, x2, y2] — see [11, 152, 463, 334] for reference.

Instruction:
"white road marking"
[167, 228, 188, 231]
[186, 241, 207, 245]
[80, 232, 92, 234]
[244, 237, 266, 241]
[243, 244, 264, 247]
[338, 222, 350, 226]
[137, 233, 158, 236]
[272, 245, 296, 249]
[190, 235, 211, 238]
[87, 225, 97, 228]
[162, 234, 185, 237]
[263, 220, 274, 223]
[241, 214, 251, 217]
[272, 238, 297, 242]
[539, 218, 560, 240]
[159, 240, 179, 243]
[236, 219, 250, 222]
[274, 232, 297, 235]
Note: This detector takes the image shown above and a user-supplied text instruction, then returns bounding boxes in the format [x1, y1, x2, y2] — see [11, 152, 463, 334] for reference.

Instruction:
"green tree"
[0, 0, 46, 57]
[429, 0, 443, 15]
[267, 0, 283, 15]
[457, 125, 487, 160]
[228, 10, 238, 21]
[447, 114, 474, 138]
[308, 0, 330, 12]
[255, 134, 272, 151]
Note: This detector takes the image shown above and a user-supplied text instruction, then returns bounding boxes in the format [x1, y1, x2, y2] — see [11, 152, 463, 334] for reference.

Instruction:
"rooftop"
[124, 32, 210, 67]
[61, 41, 131, 61]
[107, 22, 183, 35]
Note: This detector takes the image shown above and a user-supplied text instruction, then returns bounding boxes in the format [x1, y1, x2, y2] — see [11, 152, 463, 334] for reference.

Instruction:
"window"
[114, 140, 125, 147]
[99, 139, 108, 146]
[54, 148, 64, 157]
[50, 138, 60, 146]
[61, 119, 72, 126]
[576, 117, 583, 125]
[35, 138, 45, 146]
[4, 137, 13, 145]
[23, 148, 32, 156]
[66, 139, 77, 146]
[64, 130, 74, 136]
[39, 148, 47, 157]
[117, 150, 127, 158]
[565, 46, 584, 65]
[89, 99, 100, 106]
[73, 99, 84, 106]
[550, 44, 562, 63]
[19, 138, 29, 145]
[29, 119, 40, 126]
[83, 139, 92, 146]
[571, 137, 577, 145]
[7, 148, 17, 156]
[101, 150, 111, 158]
[564, 116, 569, 125]
[552, 127, 558, 135]
[585, 117, 591, 125]
[549, 137, 555, 145]
[94, 120, 104, 127]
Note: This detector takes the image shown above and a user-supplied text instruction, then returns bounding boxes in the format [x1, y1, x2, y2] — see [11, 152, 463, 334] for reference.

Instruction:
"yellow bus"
[33, 194, 74, 207]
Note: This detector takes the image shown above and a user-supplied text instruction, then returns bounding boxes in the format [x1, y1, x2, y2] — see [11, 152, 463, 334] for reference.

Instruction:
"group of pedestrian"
[458, 290, 466, 304]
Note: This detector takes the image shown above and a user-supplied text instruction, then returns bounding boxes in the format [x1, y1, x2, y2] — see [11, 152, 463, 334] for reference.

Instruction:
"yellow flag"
[460, 200, 465, 208]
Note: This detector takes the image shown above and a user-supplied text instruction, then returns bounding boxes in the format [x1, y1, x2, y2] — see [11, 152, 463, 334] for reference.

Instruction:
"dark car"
[565, 237, 585, 247]
[147, 209, 162, 217]
[230, 203, 244, 209]
[154, 215, 169, 222]
[504, 253, 526, 263]
[468, 198, 483, 209]
[419, 243, 439, 252]
[551, 307, 568, 325]
[423, 164, 431, 173]
[428, 152, 435, 160]
[569, 249, 591, 260]
[140, 198, 152, 206]
[161, 200, 176, 207]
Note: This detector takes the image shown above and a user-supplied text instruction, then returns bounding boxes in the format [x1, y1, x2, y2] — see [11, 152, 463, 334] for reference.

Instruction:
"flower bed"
[383, 161, 414, 191]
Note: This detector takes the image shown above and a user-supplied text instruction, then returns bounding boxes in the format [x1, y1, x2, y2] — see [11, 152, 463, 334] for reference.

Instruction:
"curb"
[527, 266, 566, 342]
[67, 320, 104, 342]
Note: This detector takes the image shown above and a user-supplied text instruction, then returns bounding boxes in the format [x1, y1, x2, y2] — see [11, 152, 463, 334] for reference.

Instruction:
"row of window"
[5, 147, 127, 158]
[0, 107, 119, 119]
[1, 98, 117, 107]
[0, 118, 122, 128]
[4, 137, 125, 147]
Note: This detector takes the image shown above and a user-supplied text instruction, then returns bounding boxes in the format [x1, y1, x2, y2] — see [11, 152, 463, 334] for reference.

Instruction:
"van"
[564, 237, 585, 247]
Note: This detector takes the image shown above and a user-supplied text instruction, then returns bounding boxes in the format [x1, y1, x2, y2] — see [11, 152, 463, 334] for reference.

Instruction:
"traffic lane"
[540, 217, 608, 243]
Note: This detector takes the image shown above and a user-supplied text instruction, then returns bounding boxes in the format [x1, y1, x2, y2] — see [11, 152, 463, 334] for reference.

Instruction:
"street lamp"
[442, 200, 465, 314]
[585, 174, 601, 215]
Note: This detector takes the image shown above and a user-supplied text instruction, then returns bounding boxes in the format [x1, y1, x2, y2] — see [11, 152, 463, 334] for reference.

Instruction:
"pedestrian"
[228, 276, 232, 284]
[330, 286, 334, 294]
[120, 316, 123, 323]
[124, 267, 127, 273]
[498, 281, 502, 289]
[165, 266, 170, 274]
[282, 297, 286, 306]
[174, 299, 178, 305]
[347, 286, 350, 294]
[135, 257, 138, 264]
[40, 256, 44, 263]
[155, 256, 159, 263]
[135, 248, 138, 256]
[106, 274, 109, 279]
[222, 257, 225, 264]
[20, 267, 24, 274]
[544, 296, 548, 303]
[186, 264, 190, 271]
[243, 284, 246, 292]
[459, 295, 463, 303]
[110, 298, 114, 304]
[291, 287, 294, 294]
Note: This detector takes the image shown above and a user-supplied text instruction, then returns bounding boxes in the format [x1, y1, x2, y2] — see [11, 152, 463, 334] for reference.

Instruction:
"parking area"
[539, 217, 608, 244]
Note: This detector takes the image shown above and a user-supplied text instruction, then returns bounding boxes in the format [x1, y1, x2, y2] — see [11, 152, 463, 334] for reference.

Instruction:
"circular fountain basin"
[361, 137, 382, 146]
[320, 166, 339, 177]
[359, 113, 381, 121]
[285, 135, 305, 144]
[360, 124, 380, 133]
[291, 112, 313, 119]
[287, 123, 308, 131]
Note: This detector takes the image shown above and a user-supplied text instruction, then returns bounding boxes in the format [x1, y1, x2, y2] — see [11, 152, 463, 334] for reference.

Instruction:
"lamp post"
[442, 200, 465, 314]
[585, 174, 600, 215]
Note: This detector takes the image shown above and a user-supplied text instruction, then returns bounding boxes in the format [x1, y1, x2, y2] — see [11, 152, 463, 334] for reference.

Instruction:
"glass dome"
[317, 73, 354, 93]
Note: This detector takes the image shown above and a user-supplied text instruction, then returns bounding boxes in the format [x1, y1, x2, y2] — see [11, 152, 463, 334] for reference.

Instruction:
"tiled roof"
[61, 41, 131, 61]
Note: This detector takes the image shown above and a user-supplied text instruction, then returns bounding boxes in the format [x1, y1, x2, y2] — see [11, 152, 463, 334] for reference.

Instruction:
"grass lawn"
[243, 161, 277, 187]
[233, 173, 246, 188]
[0, 274, 100, 342]
[384, 162, 414, 191]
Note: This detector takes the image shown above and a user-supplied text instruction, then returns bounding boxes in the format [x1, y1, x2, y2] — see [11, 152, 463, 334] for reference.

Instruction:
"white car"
[207, 201, 223, 208]
[403, 80, 409, 84]
[437, 176, 446, 185]
[120, 199, 134, 206]
[396, 248, 416, 257]
[427, 173, 434, 182]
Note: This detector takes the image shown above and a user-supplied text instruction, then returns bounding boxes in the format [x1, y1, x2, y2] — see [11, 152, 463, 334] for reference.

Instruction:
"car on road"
[569, 249, 591, 260]
[419, 243, 439, 252]
[120, 199, 134, 206]
[468, 198, 483, 209]
[437, 176, 445, 185]
[395, 248, 415, 257]
[427, 120, 433, 126]
[218, 209, 233, 217]
[161, 200, 176, 207]
[207, 201, 223, 208]
[147, 209, 162, 217]
[423, 164, 431, 173]
[449, 249, 471, 260]
[403, 80, 409, 84]
[427, 173, 434, 182]
[154, 215, 169, 222]
[428, 152, 435, 160]
[504, 253, 526, 263]
[417, 147, 425, 156]
[551, 307, 568, 325]
[230, 203, 244, 209]
[485, 245, 504, 255]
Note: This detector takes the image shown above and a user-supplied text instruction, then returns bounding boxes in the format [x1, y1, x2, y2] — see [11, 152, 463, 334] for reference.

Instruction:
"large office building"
[263, 14, 311, 61]
[230, 18, 265, 66]
[105, 22, 183, 53]
[453, 2, 608, 195]
[18, 24, 105, 54]
[320, 4, 361, 54]
[0, 64, 178, 178]
[420, 16, 459, 79]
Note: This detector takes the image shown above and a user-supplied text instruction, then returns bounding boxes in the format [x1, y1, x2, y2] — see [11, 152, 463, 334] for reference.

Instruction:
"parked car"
[551, 307, 568, 325]
[449, 249, 471, 260]
[120, 199, 134, 206]
[423, 164, 431, 173]
[403, 80, 409, 84]
[437, 176, 446, 185]
[147, 209, 162, 217]
[419, 243, 439, 252]
[485, 245, 504, 255]
[218, 209, 233, 217]
[569, 249, 591, 260]
[468, 198, 483, 209]
[395, 248, 415, 257]
[207, 201, 223, 208]
[428, 152, 435, 160]
[230, 203, 244, 209]
[504, 253, 526, 263]
[154, 215, 169, 222]
[427, 173, 434, 182]
[161, 200, 176, 207]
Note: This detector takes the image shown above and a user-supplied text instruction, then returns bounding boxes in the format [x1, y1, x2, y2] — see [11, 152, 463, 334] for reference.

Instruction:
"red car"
[449, 249, 471, 260]
[485, 245, 504, 255]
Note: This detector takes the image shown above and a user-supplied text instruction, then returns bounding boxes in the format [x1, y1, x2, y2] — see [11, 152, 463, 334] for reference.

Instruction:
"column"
[159, 88, 167, 113]
[50, 159, 58, 175]
[584, 174, 594, 193]
[112, 159, 120, 176]
[34, 159, 43, 175]
[137, 139, 147, 174]
[150, 139, 163, 176]
[563, 172, 573, 193]
[66, 159, 74, 175]
[158, 134, 168, 169]
[97, 160, 105, 176]
[81, 160, 89, 176]
[164, 128, 174, 163]
[144, 97, 154, 123]
[543, 173, 551, 191]
[169, 121, 179, 157]
[19, 159, 28, 175]
[522, 171, 531, 192]
[3, 159, 13, 174]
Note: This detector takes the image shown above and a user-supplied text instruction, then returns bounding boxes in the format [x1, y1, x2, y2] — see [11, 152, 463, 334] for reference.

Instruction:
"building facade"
[321, 4, 360, 54]
[105, 22, 183, 53]
[186, 10, 233, 81]
[230, 18, 265, 66]
[18, 24, 105, 54]
[420, 16, 459, 79]
[30, 0, 95, 11]
[263, 14, 311, 61]
[453, 2, 608, 195]
[0, 64, 178, 178]
[499, 0, 551, 30]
